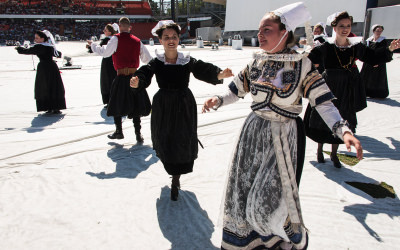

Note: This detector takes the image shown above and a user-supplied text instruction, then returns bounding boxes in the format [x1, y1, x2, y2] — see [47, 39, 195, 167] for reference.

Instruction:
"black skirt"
[151, 88, 198, 175]
[100, 57, 116, 104]
[304, 68, 360, 144]
[360, 62, 389, 98]
[35, 60, 66, 112]
[107, 75, 151, 118]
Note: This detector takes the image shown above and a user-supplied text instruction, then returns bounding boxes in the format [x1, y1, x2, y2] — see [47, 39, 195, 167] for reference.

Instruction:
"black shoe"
[171, 184, 180, 201]
[108, 131, 124, 139]
[136, 133, 144, 143]
[104, 104, 108, 109]
[330, 154, 342, 168]
[317, 151, 325, 163]
[52, 110, 61, 114]
[45, 110, 52, 114]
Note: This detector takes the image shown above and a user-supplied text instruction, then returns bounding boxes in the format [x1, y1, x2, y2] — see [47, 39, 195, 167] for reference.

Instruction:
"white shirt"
[91, 33, 152, 64]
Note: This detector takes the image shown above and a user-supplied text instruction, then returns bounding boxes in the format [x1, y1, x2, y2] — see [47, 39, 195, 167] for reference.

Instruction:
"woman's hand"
[343, 132, 363, 160]
[202, 97, 219, 113]
[217, 68, 234, 80]
[130, 76, 139, 88]
[389, 39, 400, 52]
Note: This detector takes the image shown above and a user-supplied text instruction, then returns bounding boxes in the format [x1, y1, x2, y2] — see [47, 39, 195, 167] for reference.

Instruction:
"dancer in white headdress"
[130, 21, 233, 201]
[360, 24, 390, 98]
[88, 23, 118, 108]
[16, 30, 66, 114]
[202, 3, 363, 249]
[304, 12, 399, 168]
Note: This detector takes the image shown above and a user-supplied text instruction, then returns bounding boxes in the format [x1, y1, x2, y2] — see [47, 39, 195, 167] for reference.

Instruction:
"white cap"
[112, 23, 120, 33]
[371, 24, 383, 31]
[272, 2, 311, 31]
[151, 20, 180, 36]
[326, 12, 341, 26]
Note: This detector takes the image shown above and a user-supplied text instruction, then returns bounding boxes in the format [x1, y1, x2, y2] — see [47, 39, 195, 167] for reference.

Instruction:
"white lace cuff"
[212, 88, 240, 110]
[332, 120, 353, 141]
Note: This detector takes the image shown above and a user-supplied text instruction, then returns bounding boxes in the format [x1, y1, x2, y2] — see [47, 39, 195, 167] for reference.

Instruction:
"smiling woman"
[201, 3, 364, 249]
[304, 11, 400, 168]
[129, 21, 233, 202]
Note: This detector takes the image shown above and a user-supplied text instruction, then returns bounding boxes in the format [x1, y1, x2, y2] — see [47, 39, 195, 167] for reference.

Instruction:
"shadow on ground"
[357, 135, 400, 160]
[156, 186, 218, 250]
[367, 97, 400, 107]
[86, 142, 158, 179]
[311, 161, 400, 242]
[28, 113, 65, 133]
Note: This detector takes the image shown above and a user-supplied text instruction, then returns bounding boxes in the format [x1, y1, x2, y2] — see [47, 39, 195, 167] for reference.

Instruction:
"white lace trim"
[155, 49, 190, 65]
[253, 50, 304, 62]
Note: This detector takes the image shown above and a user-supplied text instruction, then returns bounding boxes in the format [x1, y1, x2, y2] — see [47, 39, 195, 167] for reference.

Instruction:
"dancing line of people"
[15, 2, 400, 249]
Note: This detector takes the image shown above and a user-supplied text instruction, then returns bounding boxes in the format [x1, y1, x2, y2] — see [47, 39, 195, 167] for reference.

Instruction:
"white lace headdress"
[151, 20, 180, 36]
[42, 30, 60, 57]
[271, 2, 311, 32]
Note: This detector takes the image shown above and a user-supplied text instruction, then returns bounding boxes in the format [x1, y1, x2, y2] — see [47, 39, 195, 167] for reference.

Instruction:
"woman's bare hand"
[202, 97, 219, 113]
[218, 68, 234, 80]
[130, 76, 139, 88]
[343, 132, 363, 160]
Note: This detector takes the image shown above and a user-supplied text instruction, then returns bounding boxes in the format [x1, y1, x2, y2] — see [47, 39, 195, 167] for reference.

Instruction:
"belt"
[117, 67, 137, 76]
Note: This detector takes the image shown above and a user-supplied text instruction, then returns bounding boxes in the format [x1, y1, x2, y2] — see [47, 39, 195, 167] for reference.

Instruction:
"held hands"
[202, 96, 219, 113]
[389, 39, 400, 52]
[86, 40, 93, 48]
[343, 132, 363, 160]
[130, 76, 139, 88]
[217, 68, 234, 80]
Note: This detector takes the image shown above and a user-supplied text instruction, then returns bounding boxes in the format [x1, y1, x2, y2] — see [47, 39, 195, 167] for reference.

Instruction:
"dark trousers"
[113, 116, 141, 134]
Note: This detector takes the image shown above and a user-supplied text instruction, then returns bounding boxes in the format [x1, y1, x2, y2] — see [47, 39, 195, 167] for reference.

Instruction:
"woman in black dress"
[130, 22, 233, 201]
[304, 12, 400, 168]
[89, 24, 117, 108]
[16, 30, 66, 114]
[360, 24, 390, 98]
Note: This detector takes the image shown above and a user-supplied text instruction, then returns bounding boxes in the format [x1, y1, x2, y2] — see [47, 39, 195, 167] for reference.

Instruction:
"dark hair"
[105, 24, 117, 35]
[313, 24, 324, 33]
[331, 11, 353, 27]
[267, 12, 295, 48]
[373, 25, 384, 32]
[35, 30, 48, 42]
[119, 17, 130, 25]
[155, 23, 181, 38]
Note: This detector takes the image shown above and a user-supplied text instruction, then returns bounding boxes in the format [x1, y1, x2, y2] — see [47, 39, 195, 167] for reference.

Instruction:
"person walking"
[87, 17, 152, 142]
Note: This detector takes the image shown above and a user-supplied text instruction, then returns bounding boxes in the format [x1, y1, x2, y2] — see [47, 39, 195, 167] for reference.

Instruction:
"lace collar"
[253, 48, 304, 62]
[366, 36, 386, 43]
[155, 49, 190, 65]
[326, 37, 362, 47]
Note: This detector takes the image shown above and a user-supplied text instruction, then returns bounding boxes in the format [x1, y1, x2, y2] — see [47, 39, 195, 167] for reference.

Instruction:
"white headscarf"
[42, 30, 60, 57]
[272, 2, 311, 32]
[112, 23, 120, 34]
[267, 2, 311, 52]
[151, 20, 180, 36]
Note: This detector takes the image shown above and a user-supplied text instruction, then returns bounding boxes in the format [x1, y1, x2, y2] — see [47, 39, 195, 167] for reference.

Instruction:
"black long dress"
[17, 44, 66, 112]
[134, 55, 223, 175]
[89, 37, 117, 104]
[360, 38, 389, 98]
[304, 41, 392, 144]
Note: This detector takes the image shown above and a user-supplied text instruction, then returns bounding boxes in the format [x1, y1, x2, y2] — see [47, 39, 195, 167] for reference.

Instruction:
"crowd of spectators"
[0, 0, 152, 45]
[0, 19, 110, 45]
[0, 0, 125, 15]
